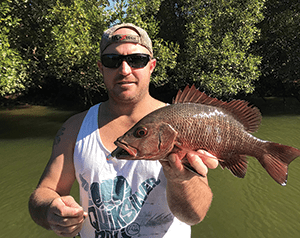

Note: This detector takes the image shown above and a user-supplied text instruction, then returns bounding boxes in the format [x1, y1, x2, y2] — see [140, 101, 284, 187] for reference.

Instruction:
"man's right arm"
[28, 111, 88, 237]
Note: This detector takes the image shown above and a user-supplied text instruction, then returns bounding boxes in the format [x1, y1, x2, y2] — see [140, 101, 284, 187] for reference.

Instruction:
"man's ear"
[149, 58, 156, 74]
[97, 61, 103, 75]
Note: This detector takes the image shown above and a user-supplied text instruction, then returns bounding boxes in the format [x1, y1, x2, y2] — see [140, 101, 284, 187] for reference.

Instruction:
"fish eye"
[134, 127, 148, 138]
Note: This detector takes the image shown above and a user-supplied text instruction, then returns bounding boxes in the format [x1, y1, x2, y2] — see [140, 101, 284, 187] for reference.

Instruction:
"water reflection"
[0, 106, 78, 139]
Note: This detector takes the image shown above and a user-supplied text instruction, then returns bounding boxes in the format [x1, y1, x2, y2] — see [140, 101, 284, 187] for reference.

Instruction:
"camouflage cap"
[100, 23, 153, 56]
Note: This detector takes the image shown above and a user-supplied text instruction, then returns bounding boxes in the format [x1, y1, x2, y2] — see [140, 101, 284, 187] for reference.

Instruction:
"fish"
[108, 85, 300, 186]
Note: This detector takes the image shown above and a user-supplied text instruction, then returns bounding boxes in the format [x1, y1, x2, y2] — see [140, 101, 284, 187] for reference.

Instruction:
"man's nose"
[119, 60, 132, 75]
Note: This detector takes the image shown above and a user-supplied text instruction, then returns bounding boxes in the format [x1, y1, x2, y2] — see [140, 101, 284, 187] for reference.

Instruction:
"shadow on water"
[0, 106, 79, 140]
[246, 96, 300, 116]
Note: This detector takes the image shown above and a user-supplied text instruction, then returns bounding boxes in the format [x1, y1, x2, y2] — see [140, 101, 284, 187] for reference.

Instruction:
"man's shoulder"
[60, 110, 89, 140]
[66, 110, 89, 125]
[69, 103, 101, 128]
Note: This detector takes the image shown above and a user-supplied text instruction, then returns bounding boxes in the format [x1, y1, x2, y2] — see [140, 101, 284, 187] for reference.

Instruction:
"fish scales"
[154, 103, 259, 159]
[109, 85, 300, 186]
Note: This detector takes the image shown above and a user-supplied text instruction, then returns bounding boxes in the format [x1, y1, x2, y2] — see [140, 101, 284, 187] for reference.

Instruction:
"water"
[1, 101, 300, 238]
[0, 106, 79, 238]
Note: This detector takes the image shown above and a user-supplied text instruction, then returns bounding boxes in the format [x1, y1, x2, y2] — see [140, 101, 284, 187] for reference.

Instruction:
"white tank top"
[74, 103, 191, 238]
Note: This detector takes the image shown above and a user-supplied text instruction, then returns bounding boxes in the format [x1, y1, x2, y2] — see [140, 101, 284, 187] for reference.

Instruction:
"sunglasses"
[101, 53, 151, 69]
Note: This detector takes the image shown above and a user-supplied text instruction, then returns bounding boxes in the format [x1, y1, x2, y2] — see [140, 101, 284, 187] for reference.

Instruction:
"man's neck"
[105, 94, 163, 120]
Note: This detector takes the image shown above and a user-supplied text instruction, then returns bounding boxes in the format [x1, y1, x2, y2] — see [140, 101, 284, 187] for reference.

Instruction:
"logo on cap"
[120, 35, 127, 41]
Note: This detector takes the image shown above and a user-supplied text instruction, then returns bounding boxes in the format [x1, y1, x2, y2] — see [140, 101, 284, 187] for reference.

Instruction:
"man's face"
[98, 28, 156, 104]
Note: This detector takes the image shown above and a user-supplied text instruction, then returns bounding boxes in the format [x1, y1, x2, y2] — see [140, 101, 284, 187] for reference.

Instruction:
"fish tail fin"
[259, 142, 300, 186]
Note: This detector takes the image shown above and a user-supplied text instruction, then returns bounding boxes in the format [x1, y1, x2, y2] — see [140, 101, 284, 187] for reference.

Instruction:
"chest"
[98, 118, 136, 152]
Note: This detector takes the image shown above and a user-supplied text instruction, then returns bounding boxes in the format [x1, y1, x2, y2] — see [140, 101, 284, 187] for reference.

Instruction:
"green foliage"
[254, 0, 300, 98]
[45, 0, 110, 104]
[1, 0, 299, 104]
[4, 0, 57, 96]
[158, 0, 264, 96]
[0, 0, 27, 96]
[1, 0, 178, 104]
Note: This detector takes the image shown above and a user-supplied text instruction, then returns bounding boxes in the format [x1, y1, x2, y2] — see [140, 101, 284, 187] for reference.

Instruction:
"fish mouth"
[111, 140, 137, 159]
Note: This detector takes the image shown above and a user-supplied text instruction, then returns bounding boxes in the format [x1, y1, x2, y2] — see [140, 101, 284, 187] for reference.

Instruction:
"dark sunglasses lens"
[101, 54, 150, 69]
[127, 54, 150, 68]
[101, 55, 122, 68]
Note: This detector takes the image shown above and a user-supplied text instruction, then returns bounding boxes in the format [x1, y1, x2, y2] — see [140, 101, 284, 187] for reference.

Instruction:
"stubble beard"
[109, 86, 148, 106]
[104, 72, 151, 106]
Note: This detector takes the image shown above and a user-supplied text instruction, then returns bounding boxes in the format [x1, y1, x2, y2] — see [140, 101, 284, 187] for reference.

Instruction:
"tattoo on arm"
[54, 127, 66, 145]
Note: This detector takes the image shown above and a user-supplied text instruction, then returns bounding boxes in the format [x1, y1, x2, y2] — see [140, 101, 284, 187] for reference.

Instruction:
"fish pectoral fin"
[219, 155, 248, 178]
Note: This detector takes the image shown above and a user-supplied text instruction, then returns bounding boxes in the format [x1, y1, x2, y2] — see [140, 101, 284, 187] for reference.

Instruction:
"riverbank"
[2, 80, 300, 117]
[2, 91, 300, 118]
[246, 96, 300, 116]
[0, 93, 88, 111]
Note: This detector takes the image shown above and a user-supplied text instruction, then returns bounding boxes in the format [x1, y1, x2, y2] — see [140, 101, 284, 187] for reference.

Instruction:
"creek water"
[0, 99, 300, 238]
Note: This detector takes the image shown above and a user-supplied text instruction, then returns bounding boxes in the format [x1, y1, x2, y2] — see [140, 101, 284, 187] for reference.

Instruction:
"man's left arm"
[160, 150, 218, 225]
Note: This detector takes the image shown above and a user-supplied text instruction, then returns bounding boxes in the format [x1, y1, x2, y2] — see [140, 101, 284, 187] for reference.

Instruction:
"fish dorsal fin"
[173, 85, 262, 133]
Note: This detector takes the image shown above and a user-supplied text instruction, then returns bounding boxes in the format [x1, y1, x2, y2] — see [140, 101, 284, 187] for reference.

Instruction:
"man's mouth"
[117, 81, 136, 85]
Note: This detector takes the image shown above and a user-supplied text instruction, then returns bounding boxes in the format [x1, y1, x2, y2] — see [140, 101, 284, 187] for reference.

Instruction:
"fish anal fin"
[219, 155, 248, 178]
[173, 85, 262, 133]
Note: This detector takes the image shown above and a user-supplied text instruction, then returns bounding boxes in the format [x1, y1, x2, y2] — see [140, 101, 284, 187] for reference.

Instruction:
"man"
[29, 23, 218, 237]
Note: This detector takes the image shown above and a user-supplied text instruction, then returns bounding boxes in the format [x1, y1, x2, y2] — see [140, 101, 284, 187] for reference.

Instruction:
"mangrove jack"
[108, 85, 300, 185]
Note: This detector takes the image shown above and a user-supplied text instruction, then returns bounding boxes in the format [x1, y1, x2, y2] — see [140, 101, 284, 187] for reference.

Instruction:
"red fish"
[109, 85, 300, 185]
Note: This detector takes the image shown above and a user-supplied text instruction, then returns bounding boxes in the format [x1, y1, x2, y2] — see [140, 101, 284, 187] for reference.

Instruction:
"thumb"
[61, 195, 81, 208]
[61, 196, 88, 219]
[59, 196, 84, 216]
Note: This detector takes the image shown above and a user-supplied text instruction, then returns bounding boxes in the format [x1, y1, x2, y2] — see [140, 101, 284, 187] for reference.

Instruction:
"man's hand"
[160, 149, 218, 183]
[160, 149, 218, 224]
[47, 196, 88, 237]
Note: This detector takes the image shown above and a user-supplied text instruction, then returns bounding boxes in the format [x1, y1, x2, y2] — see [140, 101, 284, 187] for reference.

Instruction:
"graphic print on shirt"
[81, 175, 161, 238]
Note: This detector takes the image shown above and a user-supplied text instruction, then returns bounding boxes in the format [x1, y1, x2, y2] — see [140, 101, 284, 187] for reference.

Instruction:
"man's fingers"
[161, 150, 218, 182]
[50, 196, 84, 218]
[168, 153, 184, 170]
[204, 156, 219, 169]
[185, 150, 219, 176]
[50, 222, 83, 237]
[186, 153, 208, 177]
[47, 196, 87, 237]
[160, 154, 190, 182]
[49, 212, 85, 227]
[195, 150, 219, 169]
[48, 211, 86, 237]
